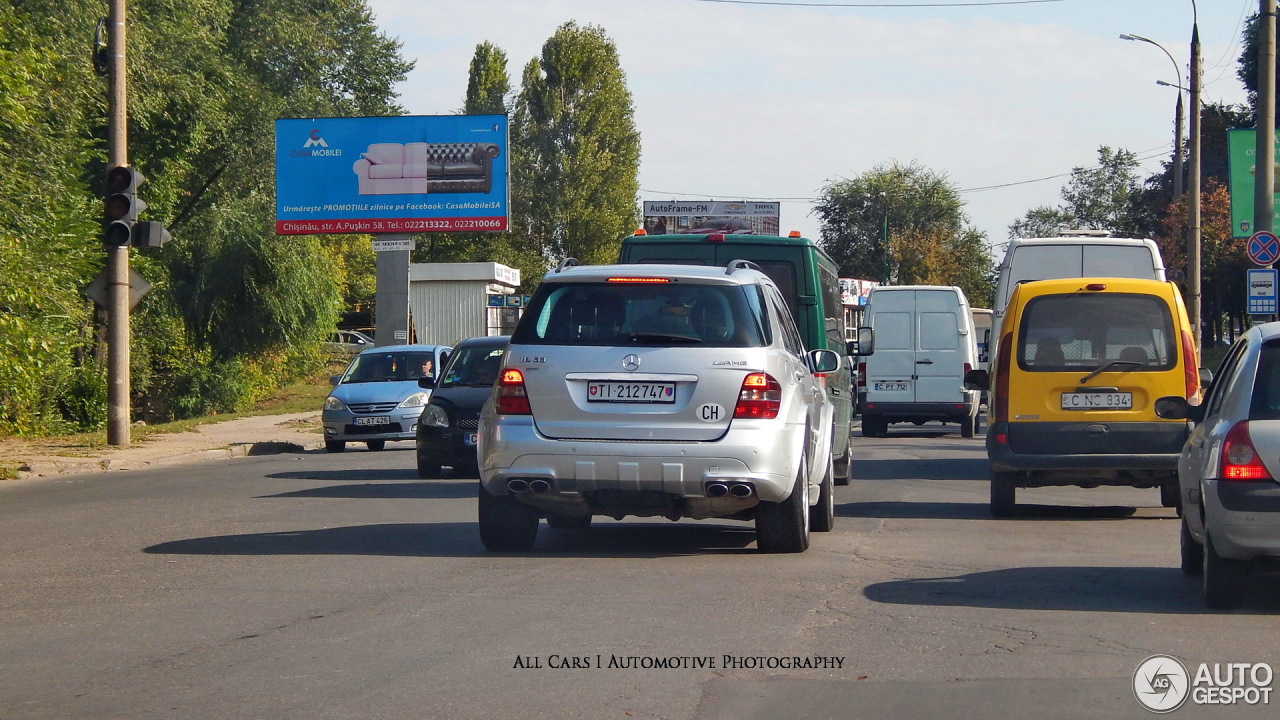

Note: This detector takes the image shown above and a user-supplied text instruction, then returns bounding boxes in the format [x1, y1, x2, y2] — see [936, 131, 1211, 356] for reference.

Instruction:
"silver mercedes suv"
[476, 260, 841, 553]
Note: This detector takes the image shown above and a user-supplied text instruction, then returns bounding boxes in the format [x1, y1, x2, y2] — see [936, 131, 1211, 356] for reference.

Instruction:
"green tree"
[1010, 146, 1148, 239]
[510, 22, 641, 269]
[814, 161, 994, 305]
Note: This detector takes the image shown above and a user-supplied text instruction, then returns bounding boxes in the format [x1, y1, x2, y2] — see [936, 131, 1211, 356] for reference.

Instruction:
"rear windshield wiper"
[620, 332, 702, 344]
[1079, 360, 1142, 384]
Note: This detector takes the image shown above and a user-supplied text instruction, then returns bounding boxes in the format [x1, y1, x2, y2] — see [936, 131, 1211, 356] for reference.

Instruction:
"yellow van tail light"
[992, 331, 1013, 425]
[1181, 330, 1199, 399]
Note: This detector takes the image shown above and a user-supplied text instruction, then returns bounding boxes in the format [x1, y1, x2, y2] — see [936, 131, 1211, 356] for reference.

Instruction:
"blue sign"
[1248, 231, 1280, 266]
[1248, 268, 1279, 315]
[274, 115, 508, 235]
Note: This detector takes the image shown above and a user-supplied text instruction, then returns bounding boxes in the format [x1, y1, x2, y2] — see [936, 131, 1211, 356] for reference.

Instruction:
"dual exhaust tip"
[507, 478, 754, 499]
[706, 482, 754, 498]
[508, 479, 550, 494]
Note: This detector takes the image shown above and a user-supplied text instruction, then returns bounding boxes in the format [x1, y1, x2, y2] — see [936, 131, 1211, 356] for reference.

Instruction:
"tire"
[1203, 532, 1246, 609]
[809, 454, 836, 533]
[990, 471, 1017, 518]
[546, 514, 592, 530]
[366, 440, 386, 451]
[1160, 480, 1179, 509]
[862, 414, 887, 438]
[833, 439, 851, 486]
[324, 440, 345, 454]
[478, 482, 540, 552]
[1180, 516, 1204, 576]
[416, 452, 442, 479]
[960, 414, 975, 438]
[756, 455, 810, 553]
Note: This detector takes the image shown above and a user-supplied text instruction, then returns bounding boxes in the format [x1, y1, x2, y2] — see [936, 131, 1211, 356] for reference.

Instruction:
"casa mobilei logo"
[1133, 654, 1273, 713]
[290, 129, 342, 157]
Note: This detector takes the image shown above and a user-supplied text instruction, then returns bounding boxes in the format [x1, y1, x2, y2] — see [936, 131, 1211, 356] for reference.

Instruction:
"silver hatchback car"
[322, 344, 452, 453]
[1156, 323, 1280, 608]
[477, 260, 841, 553]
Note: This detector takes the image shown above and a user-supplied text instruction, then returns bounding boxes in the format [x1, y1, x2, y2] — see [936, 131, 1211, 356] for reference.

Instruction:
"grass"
[0, 365, 338, 480]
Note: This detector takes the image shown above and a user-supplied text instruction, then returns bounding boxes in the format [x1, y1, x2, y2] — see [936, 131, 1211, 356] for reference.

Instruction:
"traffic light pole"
[106, 0, 130, 446]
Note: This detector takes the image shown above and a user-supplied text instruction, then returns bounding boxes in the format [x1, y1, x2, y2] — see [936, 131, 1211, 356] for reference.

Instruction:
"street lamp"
[1120, 33, 1185, 197]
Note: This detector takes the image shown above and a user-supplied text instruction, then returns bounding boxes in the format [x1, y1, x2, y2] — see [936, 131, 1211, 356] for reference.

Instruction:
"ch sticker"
[697, 403, 725, 422]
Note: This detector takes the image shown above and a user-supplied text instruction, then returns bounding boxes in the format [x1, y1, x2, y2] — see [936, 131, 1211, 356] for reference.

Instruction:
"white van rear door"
[913, 291, 967, 403]
[867, 310, 916, 402]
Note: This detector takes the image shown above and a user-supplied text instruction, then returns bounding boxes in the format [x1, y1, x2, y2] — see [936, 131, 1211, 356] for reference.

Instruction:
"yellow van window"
[1017, 293, 1175, 371]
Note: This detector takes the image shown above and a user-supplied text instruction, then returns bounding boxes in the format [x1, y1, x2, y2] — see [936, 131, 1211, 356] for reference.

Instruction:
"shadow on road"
[264, 466, 481, 481]
[256, 480, 477, 500]
[864, 565, 1280, 614]
[852, 457, 990, 481]
[143, 520, 758, 558]
[839, 500, 1152, 521]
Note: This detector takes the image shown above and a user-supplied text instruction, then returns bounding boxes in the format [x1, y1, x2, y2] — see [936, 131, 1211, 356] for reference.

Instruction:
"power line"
[692, 0, 1062, 7]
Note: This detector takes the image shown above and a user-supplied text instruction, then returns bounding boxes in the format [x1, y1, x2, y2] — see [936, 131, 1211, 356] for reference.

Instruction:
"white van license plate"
[587, 382, 676, 403]
[1060, 392, 1133, 410]
[874, 382, 908, 391]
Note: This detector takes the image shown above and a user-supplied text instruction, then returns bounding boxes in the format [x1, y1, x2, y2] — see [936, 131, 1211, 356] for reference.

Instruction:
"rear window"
[513, 281, 767, 347]
[1016, 292, 1175, 372]
[1249, 341, 1280, 420]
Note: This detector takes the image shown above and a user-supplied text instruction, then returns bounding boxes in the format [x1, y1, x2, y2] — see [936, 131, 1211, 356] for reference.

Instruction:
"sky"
[365, 0, 1254, 258]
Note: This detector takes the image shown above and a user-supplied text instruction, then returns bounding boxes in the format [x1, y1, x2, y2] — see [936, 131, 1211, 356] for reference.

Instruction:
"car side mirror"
[329, 375, 341, 387]
[845, 340, 858, 357]
[417, 376, 435, 389]
[1153, 395, 1190, 420]
[963, 369, 989, 391]
[1198, 367, 1214, 387]
[856, 327, 874, 356]
[807, 349, 841, 374]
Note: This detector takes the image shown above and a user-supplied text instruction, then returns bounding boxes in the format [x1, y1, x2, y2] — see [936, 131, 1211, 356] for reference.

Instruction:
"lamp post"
[1120, 33, 1184, 197]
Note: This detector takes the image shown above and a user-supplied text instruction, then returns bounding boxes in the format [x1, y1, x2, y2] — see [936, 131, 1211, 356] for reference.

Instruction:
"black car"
[415, 335, 509, 478]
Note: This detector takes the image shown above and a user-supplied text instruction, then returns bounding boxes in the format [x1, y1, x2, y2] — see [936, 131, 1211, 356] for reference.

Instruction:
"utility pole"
[1188, 14, 1203, 356]
[106, 0, 131, 445]
[1257, 0, 1277, 237]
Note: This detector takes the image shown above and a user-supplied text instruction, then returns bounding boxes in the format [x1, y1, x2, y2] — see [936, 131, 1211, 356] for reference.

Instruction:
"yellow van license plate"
[1060, 392, 1133, 410]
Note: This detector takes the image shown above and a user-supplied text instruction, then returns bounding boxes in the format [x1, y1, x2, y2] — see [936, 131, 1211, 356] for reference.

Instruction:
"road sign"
[82, 267, 151, 311]
[1248, 268, 1279, 315]
[1248, 230, 1280, 266]
[372, 237, 413, 252]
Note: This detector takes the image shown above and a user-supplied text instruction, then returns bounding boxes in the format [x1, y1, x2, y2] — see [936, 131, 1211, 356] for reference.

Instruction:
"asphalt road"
[2, 421, 1278, 719]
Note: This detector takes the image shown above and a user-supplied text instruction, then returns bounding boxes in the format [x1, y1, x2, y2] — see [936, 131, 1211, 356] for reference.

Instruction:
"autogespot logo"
[1134, 655, 1191, 713]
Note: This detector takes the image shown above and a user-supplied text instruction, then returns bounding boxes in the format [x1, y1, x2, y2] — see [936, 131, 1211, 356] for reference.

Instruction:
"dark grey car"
[415, 336, 509, 478]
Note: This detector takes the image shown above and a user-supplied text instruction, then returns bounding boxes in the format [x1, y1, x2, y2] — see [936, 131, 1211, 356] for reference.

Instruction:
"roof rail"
[1057, 229, 1111, 237]
[554, 257, 580, 273]
[725, 258, 763, 275]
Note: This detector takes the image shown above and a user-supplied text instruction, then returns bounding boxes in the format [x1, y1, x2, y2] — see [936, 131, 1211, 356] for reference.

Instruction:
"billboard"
[274, 115, 509, 235]
[1227, 128, 1280, 238]
[642, 200, 780, 236]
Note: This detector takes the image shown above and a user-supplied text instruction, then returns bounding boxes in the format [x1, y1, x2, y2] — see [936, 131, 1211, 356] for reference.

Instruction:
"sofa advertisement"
[275, 114, 509, 235]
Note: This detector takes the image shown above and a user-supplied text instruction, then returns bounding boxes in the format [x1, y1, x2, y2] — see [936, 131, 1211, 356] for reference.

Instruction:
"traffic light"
[103, 165, 146, 247]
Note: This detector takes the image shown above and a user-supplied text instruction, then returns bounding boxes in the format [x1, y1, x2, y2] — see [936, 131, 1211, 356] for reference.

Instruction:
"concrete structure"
[409, 262, 522, 345]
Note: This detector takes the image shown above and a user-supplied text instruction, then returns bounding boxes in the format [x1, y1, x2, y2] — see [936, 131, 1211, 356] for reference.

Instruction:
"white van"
[856, 285, 980, 438]
[992, 233, 1165, 332]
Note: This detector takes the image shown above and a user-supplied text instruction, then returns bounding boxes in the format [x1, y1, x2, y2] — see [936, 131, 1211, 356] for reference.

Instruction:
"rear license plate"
[1060, 392, 1133, 410]
[354, 415, 391, 425]
[587, 381, 676, 403]
[464, 433, 478, 446]
[874, 382, 908, 392]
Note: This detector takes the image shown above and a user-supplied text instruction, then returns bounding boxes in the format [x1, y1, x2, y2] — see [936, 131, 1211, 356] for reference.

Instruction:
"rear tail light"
[1221, 421, 1272, 481]
[857, 361, 867, 388]
[734, 372, 781, 419]
[495, 368, 531, 415]
[1181, 330, 1199, 399]
[992, 331, 1012, 424]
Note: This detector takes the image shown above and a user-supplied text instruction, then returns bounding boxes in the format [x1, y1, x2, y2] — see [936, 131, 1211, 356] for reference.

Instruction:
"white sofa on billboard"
[352, 142, 500, 195]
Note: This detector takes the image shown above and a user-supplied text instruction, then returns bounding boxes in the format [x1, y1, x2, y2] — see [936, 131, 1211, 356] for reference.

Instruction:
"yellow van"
[965, 277, 1203, 516]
